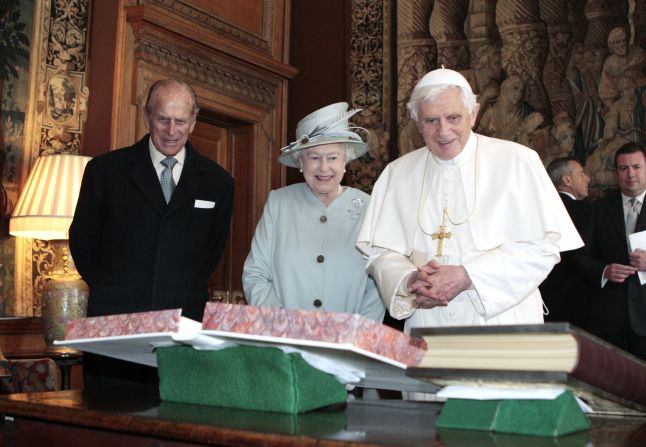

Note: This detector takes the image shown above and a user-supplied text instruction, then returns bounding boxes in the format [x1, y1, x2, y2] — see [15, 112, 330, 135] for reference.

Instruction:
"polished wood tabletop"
[0, 389, 646, 446]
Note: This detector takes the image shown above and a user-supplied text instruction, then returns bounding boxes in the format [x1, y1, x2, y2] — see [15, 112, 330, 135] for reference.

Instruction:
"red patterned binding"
[202, 302, 427, 367]
[0, 359, 60, 393]
[64, 309, 183, 339]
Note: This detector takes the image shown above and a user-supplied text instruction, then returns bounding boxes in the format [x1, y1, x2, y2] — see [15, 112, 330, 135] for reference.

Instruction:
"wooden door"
[191, 115, 254, 304]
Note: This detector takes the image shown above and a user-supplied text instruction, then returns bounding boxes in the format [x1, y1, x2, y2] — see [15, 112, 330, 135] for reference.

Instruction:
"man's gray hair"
[547, 157, 578, 188]
[144, 79, 200, 117]
[406, 84, 478, 123]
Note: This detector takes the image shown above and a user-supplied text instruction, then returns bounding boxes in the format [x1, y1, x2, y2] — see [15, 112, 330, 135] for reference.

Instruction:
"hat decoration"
[279, 102, 368, 168]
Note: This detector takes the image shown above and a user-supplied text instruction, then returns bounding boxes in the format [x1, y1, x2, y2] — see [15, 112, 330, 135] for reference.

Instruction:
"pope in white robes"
[357, 68, 583, 333]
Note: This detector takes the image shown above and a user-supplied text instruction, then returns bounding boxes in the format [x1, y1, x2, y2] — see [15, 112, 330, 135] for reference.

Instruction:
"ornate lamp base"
[41, 241, 88, 353]
[42, 274, 88, 352]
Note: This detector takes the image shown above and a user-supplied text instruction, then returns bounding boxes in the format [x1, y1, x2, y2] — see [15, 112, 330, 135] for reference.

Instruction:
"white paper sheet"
[436, 385, 593, 413]
[629, 230, 646, 284]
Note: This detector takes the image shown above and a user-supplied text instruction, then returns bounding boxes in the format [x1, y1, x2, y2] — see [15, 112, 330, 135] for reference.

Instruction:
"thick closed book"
[407, 323, 646, 415]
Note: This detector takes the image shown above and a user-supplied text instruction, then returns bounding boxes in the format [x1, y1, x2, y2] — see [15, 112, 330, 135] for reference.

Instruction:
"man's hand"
[407, 259, 472, 308]
[629, 248, 646, 271]
[604, 263, 637, 283]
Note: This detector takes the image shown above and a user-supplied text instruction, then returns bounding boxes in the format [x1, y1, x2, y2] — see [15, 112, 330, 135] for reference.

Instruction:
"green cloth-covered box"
[436, 391, 590, 437]
[156, 345, 347, 414]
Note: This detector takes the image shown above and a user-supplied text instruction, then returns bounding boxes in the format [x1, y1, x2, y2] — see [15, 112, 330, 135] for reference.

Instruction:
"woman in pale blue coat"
[242, 103, 385, 322]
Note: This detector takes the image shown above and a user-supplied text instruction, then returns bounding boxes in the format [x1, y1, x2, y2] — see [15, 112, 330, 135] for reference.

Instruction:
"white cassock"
[357, 132, 583, 333]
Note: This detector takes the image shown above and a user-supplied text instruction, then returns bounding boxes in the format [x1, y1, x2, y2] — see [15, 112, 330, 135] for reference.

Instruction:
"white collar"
[148, 138, 186, 166]
[430, 132, 476, 166]
[622, 190, 646, 206]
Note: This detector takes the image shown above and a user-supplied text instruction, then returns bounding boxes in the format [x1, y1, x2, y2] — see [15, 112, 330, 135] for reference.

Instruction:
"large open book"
[407, 323, 646, 415]
[198, 302, 438, 392]
[55, 304, 440, 393]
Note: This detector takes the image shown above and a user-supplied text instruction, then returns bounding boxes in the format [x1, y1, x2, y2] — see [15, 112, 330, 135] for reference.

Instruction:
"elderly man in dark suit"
[573, 142, 646, 360]
[70, 79, 234, 389]
[540, 157, 592, 329]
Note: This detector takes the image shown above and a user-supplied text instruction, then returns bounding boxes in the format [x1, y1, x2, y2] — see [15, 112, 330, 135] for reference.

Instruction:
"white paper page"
[629, 230, 646, 284]
[436, 385, 593, 413]
[437, 385, 566, 400]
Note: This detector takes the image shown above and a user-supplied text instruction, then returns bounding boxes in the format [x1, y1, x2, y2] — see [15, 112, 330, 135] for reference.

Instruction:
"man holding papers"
[574, 142, 646, 360]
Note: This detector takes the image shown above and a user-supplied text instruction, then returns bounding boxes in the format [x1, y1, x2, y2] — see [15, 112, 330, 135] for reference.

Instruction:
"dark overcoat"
[69, 135, 234, 321]
[572, 192, 646, 337]
[539, 192, 593, 330]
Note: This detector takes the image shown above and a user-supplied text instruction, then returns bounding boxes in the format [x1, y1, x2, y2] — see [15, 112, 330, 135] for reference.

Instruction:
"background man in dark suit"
[540, 157, 592, 329]
[70, 79, 234, 389]
[573, 142, 646, 360]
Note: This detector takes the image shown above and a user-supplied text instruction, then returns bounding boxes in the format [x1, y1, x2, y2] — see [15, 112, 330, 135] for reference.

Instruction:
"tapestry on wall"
[0, 0, 34, 315]
[0, 0, 89, 316]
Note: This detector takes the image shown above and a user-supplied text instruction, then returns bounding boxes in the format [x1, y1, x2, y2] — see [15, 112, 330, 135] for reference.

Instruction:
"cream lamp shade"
[9, 154, 91, 240]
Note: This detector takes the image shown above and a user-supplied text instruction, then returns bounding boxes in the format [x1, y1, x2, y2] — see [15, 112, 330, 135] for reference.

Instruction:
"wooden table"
[0, 390, 646, 446]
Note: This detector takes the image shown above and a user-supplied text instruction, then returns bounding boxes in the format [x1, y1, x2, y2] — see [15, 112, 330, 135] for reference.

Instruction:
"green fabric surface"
[156, 345, 347, 414]
[493, 391, 590, 437]
[436, 391, 590, 437]
[437, 399, 500, 431]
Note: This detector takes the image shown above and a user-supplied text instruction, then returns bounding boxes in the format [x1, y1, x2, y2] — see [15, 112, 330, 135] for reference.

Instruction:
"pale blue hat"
[279, 102, 368, 168]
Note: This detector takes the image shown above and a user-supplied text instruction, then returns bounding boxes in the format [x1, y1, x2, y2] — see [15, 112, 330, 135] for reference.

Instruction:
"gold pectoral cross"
[432, 208, 451, 257]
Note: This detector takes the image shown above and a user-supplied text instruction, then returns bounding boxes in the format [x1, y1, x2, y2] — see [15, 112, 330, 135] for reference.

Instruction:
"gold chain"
[417, 136, 479, 236]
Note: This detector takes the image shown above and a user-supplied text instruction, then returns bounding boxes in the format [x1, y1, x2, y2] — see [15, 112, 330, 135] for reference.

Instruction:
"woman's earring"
[299, 168, 303, 173]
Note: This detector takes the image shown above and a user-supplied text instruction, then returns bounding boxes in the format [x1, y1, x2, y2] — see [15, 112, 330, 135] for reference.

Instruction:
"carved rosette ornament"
[397, 0, 435, 156]
[539, 0, 575, 117]
[496, 0, 551, 120]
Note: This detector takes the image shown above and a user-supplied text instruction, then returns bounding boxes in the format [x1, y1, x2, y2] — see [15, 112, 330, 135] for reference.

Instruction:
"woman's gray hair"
[406, 84, 478, 123]
[294, 143, 354, 167]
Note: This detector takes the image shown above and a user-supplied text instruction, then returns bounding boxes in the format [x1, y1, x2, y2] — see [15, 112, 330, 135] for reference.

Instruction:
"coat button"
[313, 299, 322, 308]
[316, 255, 324, 263]
[320, 215, 327, 223]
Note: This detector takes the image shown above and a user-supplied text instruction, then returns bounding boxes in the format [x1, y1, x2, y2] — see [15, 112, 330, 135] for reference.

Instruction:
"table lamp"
[9, 154, 91, 352]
